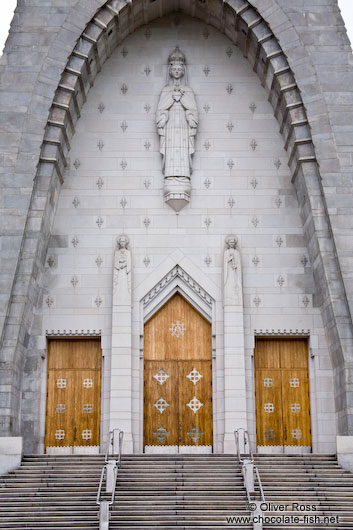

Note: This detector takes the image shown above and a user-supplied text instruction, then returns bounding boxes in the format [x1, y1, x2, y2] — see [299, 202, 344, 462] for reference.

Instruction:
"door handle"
[283, 426, 287, 441]
[178, 423, 182, 443]
[73, 426, 77, 442]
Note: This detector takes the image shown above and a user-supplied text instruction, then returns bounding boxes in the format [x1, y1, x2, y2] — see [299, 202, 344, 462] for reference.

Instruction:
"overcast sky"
[0, 0, 352, 53]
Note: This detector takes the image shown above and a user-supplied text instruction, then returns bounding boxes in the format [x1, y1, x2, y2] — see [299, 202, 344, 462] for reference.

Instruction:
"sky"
[0, 0, 352, 53]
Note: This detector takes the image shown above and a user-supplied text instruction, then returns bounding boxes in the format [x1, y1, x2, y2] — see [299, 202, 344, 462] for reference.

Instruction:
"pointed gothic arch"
[1, 0, 352, 447]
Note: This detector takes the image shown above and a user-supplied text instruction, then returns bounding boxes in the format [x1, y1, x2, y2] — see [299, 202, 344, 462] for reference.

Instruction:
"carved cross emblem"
[55, 429, 65, 440]
[263, 378, 273, 388]
[153, 426, 169, 442]
[187, 426, 204, 443]
[290, 377, 300, 388]
[83, 378, 93, 388]
[56, 379, 67, 389]
[153, 369, 170, 385]
[264, 403, 275, 413]
[169, 321, 186, 338]
[291, 428, 302, 440]
[187, 396, 204, 414]
[81, 429, 92, 440]
[153, 397, 170, 414]
[186, 368, 203, 385]
[291, 403, 301, 413]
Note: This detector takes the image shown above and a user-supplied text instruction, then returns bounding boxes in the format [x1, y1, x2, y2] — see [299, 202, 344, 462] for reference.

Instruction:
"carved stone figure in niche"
[156, 47, 198, 212]
[224, 236, 243, 305]
[113, 235, 131, 303]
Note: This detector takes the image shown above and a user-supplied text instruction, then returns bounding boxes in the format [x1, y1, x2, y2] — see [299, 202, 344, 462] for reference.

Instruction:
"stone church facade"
[1, 0, 353, 461]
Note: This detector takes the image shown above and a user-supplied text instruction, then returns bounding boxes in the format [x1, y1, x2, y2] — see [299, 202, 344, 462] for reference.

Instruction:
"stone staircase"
[0, 453, 352, 529]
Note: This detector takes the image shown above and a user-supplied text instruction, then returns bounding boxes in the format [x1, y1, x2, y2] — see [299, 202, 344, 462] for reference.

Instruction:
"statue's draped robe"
[157, 85, 198, 178]
[113, 248, 131, 303]
[224, 248, 242, 305]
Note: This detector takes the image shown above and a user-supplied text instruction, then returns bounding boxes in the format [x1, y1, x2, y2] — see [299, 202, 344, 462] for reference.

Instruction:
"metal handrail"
[234, 429, 265, 503]
[97, 429, 124, 506]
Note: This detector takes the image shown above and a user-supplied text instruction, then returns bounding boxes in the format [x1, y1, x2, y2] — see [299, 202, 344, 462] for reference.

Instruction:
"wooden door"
[45, 339, 101, 448]
[255, 338, 311, 448]
[144, 293, 212, 449]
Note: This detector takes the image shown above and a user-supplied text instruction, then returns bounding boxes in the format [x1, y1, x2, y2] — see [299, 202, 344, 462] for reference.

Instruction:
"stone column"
[223, 236, 247, 453]
[110, 235, 133, 452]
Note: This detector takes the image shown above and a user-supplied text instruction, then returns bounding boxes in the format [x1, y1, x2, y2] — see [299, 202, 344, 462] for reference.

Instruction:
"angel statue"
[224, 236, 243, 306]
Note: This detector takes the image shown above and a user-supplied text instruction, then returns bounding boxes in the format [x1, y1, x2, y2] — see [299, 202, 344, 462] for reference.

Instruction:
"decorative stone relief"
[98, 102, 105, 114]
[71, 236, 79, 248]
[253, 296, 261, 307]
[275, 196, 283, 208]
[96, 216, 104, 229]
[143, 265, 213, 308]
[301, 255, 309, 267]
[203, 104, 210, 114]
[73, 159, 80, 170]
[275, 236, 284, 248]
[251, 216, 259, 228]
[274, 159, 282, 170]
[302, 295, 310, 308]
[46, 330, 101, 337]
[144, 140, 151, 151]
[96, 177, 104, 189]
[204, 177, 211, 188]
[154, 398, 170, 414]
[121, 83, 128, 95]
[187, 426, 203, 443]
[227, 121, 234, 132]
[143, 256, 151, 268]
[226, 47, 233, 58]
[204, 217, 212, 228]
[187, 396, 203, 414]
[144, 66, 151, 76]
[169, 321, 186, 338]
[204, 255, 212, 267]
[227, 159, 234, 170]
[113, 235, 131, 303]
[249, 139, 257, 152]
[204, 141, 211, 151]
[121, 120, 128, 132]
[249, 102, 257, 113]
[228, 197, 235, 209]
[71, 276, 78, 288]
[143, 217, 151, 229]
[153, 426, 168, 442]
[97, 139, 104, 151]
[224, 236, 243, 306]
[95, 256, 103, 268]
[72, 196, 80, 208]
[277, 275, 285, 287]
[120, 197, 127, 209]
[203, 65, 210, 77]
[226, 83, 233, 94]
[144, 179, 151, 189]
[144, 103, 151, 113]
[94, 296, 103, 308]
[121, 47, 128, 58]
[47, 255, 56, 268]
[120, 159, 128, 170]
[153, 369, 170, 385]
[156, 47, 198, 212]
[186, 368, 203, 385]
[252, 256, 260, 267]
[250, 178, 258, 189]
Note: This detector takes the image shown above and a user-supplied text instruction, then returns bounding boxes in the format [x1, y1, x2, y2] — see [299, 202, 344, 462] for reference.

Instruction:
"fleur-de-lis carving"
[203, 104, 210, 114]
[228, 197, 235, 208]
[227, 121, 234, 132]
[274, 159, 282, 170]
[277, 275, 285, 287]
[95, 256, 103, 268]
[253, 296, 261, 307]
[250, 139, 257, 151]
[302, 295, 310, 308]
[144, 140, 151, 151]
[121, 121, 128, 132]
[121, 83, 128, 95]
[144, 65, 151, 76]
[252, 256, 260, 266]
[120, 160, 128, 170]
[204, 177, 211, 189]
[251, 178, 258, 189]
[226, 47, 233, 58]
[144, 179, 151, 189]
[204, 255, 212, 267]
[94, 296, 103, 308]
[121, 47, 128, 58]
[203, 66, 210, 77]
[204, 140, 211, 151]
[71, 276, 78, 288]
[97, 139, 104, 151]
[227, 159, 234, 170]
[120, 197, 127, 209]
[276, 236, 284, 247]
[73, 159, 80, 170]
[96, 216, 104, 228]
[204, 217, 212, 228]
[72, 196, 80, 209]
[144, 256, 151, 268]
[96, 177, 104, 189]
[143, 217, 151, 229]
[98, 102, 105, 114]
[72, 236, 79, 248]
[226, 83, 233, 94]
[144, 103, 151, 113]
[275, 196, 282, 208]
[249, 102, 257, 113]
[251, 216, 259, 228]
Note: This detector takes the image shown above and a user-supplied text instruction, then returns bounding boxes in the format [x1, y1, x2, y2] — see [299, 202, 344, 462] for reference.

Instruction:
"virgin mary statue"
[156, 47, 198, 212]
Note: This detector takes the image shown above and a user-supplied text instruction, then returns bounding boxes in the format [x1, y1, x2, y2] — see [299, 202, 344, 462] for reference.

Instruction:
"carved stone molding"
[143, 265, 213, 309]
[46, 330, 102, 337]
[254, 329, 310, 336]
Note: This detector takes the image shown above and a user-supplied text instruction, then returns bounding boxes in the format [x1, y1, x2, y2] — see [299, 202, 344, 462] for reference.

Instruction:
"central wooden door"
[144, 294, 213, 451]
[255, 338, 311, 450]
[45, 339, 101, 450]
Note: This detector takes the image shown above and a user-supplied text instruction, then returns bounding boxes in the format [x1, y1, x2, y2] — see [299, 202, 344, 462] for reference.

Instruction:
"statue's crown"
[169, 46, 185, 65]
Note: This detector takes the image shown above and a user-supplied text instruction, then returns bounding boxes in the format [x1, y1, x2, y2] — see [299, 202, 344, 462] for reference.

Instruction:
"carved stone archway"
[1, 0, 352, 447]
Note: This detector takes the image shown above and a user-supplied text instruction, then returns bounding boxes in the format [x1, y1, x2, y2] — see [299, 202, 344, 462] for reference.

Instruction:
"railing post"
[242, 459, 255, 495]
[236, 428, 246, 454]
[112, 428, 122, 455]
[105, 460, 117, 494]
[99, 501, 110, 530]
